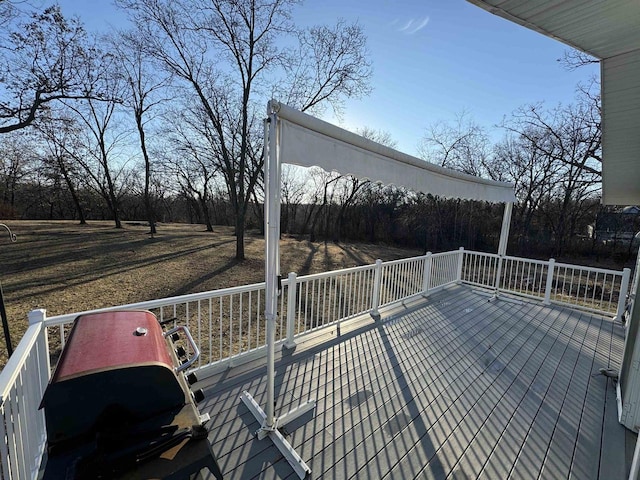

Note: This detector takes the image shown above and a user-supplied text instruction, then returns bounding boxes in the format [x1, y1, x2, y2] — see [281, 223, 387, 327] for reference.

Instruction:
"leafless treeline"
[0, 1, 617, 259]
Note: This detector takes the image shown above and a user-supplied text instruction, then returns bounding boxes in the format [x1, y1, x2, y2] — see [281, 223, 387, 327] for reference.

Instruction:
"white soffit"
[467, 0, 640, 206]
[270, 101, 516, 204]
[466, 0, 640, 59]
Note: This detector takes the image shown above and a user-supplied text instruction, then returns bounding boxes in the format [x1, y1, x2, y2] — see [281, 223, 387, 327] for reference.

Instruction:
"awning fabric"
[271, 101, 516, 204]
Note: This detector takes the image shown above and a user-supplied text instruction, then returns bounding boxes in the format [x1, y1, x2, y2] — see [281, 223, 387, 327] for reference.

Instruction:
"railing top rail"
[465, 250, 626, 276]
[464, 250, 500, 259]
[430, 251, 460, 259]
[0, 322, 43, 403]
[295, 263, 377, 282]
[503, 255, 549, 266]
[44, 281, 268, 327]
[381, 255, 427, 267]
[553, 261, 624, 276]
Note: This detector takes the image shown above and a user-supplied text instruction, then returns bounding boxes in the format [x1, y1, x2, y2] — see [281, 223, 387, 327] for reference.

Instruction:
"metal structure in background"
[0, 223, 17, 357]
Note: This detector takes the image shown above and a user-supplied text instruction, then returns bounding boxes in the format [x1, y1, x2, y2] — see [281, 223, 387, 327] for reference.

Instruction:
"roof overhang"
[467, 0, 640, 205]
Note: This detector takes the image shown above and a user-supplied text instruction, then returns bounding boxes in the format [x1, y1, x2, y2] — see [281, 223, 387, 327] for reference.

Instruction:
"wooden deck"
[196, 285, 634, 479]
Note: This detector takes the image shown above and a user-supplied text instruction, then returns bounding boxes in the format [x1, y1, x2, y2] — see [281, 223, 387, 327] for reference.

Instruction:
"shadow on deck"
[195, 285, 634, 479]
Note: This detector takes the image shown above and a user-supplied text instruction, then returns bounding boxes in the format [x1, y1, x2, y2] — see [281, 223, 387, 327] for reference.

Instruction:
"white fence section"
[43, 283, 270, 371]
[0, 248, 631, 479]
[289, 264, 377, 337]
[461, 250, 631, 319]
[0, 312, 49, 480]
[379, 256, 427, 307]
[430, 250, 464, 290]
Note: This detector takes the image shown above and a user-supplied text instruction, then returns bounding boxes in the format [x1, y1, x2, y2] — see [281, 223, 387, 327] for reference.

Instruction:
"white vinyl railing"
[43, 282, 271, 371]
[461, 250, 631, 319]
[287, 263, 377, 341]
[0, 312, 49, 480]
[0, 247, 631, 479]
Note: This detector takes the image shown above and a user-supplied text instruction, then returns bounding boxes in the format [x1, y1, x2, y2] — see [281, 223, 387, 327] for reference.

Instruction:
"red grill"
[39, 310, 223, 479]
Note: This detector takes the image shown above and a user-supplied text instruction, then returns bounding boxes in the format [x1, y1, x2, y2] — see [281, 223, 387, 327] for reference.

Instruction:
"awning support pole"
[484, 202, 520, 304]
[240, 107, 315, 480]
[497, 201, 512, 257]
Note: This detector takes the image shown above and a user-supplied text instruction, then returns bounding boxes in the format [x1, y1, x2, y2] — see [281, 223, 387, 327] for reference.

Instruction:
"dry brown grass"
[0, 220, 421, 367]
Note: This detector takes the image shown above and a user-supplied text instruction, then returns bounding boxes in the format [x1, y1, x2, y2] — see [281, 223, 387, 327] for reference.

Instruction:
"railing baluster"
[371, 259, 382, 318]
[197, 301, 203, 368]
[285, 273, 297, 348]
[0, 402, 11, 479]
[219, 298, 223, 362]
[209, 298, 213, 364]
[617, 268, 631, 321]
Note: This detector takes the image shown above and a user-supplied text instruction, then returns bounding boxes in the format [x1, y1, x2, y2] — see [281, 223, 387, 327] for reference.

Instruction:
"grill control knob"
[193, 389, 205, 403]
[187, 372, 198, 385]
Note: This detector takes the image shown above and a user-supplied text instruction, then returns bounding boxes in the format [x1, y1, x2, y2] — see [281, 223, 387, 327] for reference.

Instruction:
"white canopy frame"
[240, 100, 516, 478]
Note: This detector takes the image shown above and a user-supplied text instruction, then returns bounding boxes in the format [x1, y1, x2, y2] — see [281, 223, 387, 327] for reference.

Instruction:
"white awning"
[271, 101, 516, 204]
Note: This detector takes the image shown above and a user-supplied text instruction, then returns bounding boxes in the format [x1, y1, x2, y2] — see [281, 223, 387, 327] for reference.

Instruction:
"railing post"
[28, 308, 46, 326]
[29, 308, 51, 384]
[284, 272, 297, 349]
[456, 247, 465, 284]
[422, 252, 433, 295]
[371, 259, 383, 319]
[544, 259, 555, 305]
[616, 267, 631, 322]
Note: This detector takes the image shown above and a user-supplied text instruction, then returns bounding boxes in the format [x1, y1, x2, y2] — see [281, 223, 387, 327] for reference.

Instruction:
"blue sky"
[58, 0, 599, 155]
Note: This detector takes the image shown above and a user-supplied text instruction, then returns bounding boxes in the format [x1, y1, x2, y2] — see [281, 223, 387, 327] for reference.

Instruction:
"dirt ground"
[0, 221, 422, 367]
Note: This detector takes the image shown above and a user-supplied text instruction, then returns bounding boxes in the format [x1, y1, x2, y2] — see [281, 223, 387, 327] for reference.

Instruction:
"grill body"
[39, 310, 222, 479]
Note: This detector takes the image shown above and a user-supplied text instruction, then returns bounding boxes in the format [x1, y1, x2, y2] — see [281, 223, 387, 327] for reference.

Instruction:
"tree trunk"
[235, 212, 245, 260]
[198, 194, 214, 232]
[58, 163, 86, 225]
[135, 109, 156, 235]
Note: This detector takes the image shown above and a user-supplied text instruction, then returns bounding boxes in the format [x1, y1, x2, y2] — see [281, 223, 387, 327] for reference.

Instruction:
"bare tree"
[0, 131, 35, 212]
[111, 32, 171, 235]
[559, 49, 599, 71]
[275, 19, 372, 115]
[168, 108, 220, 232]
[62, 71, 131, 229]
[35, 116, 88, 224]
[418, 111, 492, 177]
[281, 165, 307, 234]
[500, 86, 601, 255]
[0, 5, 105, 133]
[118, 0, 372, 260]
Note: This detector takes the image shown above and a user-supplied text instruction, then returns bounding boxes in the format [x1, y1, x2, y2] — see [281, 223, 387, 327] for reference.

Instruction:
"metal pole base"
[240, 391, 315, 479]
[475, 289, 523, 305]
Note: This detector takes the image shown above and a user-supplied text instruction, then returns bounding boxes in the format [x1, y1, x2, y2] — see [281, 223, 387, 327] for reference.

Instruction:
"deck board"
[194, 285, 629, 480]
[386, 301, 559, 480]
[508, 310, 594, 479]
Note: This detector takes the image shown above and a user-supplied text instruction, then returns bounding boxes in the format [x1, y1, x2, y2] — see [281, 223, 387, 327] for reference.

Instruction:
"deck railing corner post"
[544, 258, 556, 305]
[616, 267, 632, 322]
[422, 252, 433, 294]
[28, 308, 47, 326]
[371, 259, 383, 319]
[284, 272, 297, 349]
[456, 247, 465, 284]
[28, 307, 52, 418]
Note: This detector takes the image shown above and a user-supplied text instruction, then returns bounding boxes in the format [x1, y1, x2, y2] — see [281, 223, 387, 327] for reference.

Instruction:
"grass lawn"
[0, 220, 421, 367]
